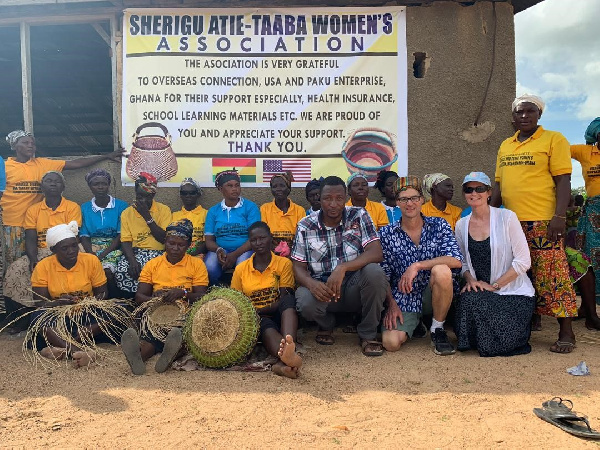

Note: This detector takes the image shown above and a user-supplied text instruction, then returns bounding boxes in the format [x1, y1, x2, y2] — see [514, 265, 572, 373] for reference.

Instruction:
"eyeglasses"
[397, 195, 422, 204]
[179, 190, 198, 196]
[463, 186, 489, 194]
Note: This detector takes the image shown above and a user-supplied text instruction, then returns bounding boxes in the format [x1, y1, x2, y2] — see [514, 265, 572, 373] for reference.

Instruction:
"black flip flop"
[121, 328, 146, 376]
[315, 334, 335, 345]
[155, 327, 183, 373]
[542, 397, 573, 414]
[533, 408, 600, 439]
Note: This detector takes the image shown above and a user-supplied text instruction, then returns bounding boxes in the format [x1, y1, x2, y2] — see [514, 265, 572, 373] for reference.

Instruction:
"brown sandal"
[361, 339, 384, 357]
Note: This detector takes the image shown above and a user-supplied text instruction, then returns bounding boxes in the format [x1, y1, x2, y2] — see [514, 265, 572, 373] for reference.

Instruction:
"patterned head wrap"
[512, 94, 545, 113]
[46, 221, 79, 249]
[347, 172, 368, 187]
[6, 130, 33, 149]
[42, 170, 66, 185]
[270, 171, 293, 188]
[135, 172, 158, 194]
[422, 173, 451, 202]
[305, 177, 323, 195]
[584, 117, 600, 145]
[374, 170, 399, 194]
[214, 169, 240, 188]
[394, 176, 422, 196]
[85, 168, 111, 185]
[166, 218, 194, 242]
[180, 177, 202, 196]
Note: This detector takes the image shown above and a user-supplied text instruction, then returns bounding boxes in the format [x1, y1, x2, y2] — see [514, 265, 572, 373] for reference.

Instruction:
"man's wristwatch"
[492, 282, 500, 290]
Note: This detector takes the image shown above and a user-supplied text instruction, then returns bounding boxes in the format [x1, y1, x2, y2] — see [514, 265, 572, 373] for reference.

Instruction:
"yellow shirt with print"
[495, 126, 571, 221]
[31, 252, 107, 299]
[231, 253, 295, 309]
[260, 200, 305, 245]
[138, 253, 209, 292]
[345, 198, 389, 230]
[421, 200, 462, 231]
[23, 198, 82, 248]
[1, 157, 66, 227]
[120, 201, 172, 250]
[571, 144, 600, 198]
[172, 205, 208, 249]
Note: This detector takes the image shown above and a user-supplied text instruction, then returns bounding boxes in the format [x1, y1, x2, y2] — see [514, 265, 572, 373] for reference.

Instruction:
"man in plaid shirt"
[291, 176, 387, 356]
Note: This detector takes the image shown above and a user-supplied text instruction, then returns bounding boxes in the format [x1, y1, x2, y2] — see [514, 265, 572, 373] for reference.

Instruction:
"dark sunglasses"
[179, 190, 198, 196]
[463, 186, 489, 194]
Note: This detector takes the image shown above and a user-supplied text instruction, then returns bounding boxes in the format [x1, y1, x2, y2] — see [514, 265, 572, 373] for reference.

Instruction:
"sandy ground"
[1, 316, 599, 449]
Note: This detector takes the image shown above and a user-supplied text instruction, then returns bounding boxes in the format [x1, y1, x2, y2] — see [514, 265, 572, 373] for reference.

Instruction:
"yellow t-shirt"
[345, 199, 389, 230]
[120, 201, 172, 250]
[231, 253, 295, 309]
[31, 252, 107, 299]
[571, 144, 600, 197]
[1, 157, 66, 227]
[495, 126, 572, 221]
[138, 253, 209, 291]
[23, 198, 82, 248]
[421, 200, 462, 231]
[172, 205, 208, 247]
[260, 200, 305, 244]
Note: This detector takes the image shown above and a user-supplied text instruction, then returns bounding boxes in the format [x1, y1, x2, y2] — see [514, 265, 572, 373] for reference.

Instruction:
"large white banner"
[122, 7, 407, 186]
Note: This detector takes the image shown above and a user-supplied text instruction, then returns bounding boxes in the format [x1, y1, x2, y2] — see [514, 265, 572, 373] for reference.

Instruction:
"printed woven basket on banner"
[341, 127, 398, 182]
[126, 122, 178, 182]
[183, 287, 260, 369]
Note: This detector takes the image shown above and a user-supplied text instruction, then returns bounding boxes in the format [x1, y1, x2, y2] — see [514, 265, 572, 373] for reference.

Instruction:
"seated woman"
[305, 178, 322, 215]
[421, 173, 462, 231]
[454, 172, 536, 357]
[114, 172, 172, 295]
[31, 222, 109, 368]
[171, 178, 207, 256]
[375, 170, 401, 224]
[4, 171, 81, 310]
[345, 173, 389, 230]
[260, 172, 305, 256]
[231, 222, 302, 378]
[120, 219, 209, 375]
[204, 170, 261, 285]
[79, 169, 128, 294]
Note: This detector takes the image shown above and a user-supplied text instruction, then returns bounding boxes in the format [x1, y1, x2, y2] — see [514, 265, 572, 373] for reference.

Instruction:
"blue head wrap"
[584, 117, 600, 145]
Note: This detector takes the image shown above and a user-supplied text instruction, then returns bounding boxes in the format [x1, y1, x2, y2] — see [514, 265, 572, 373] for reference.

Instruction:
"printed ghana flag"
[212, 158, 256, 183]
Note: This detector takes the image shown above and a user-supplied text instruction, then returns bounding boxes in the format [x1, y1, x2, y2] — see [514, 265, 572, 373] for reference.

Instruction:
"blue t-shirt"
[0, 157, 6, 192]
[80, 197, 129, 238]
[381, 201, 402, 224]
[205, 198, 261, 252]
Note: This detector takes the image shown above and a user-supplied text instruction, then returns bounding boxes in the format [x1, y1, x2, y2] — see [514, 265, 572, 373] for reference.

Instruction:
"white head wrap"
[512, 94, 545, 113]
[46, 221, 79, 248]
[422, 173, 450, 202]
[6, 130, 33, 149]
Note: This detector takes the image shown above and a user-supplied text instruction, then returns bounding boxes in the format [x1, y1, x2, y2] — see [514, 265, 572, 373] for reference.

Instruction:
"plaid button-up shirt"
[291, 207, 379, 280]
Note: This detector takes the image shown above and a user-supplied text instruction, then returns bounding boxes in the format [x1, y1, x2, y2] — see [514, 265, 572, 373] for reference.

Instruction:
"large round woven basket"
[183, 288, 259, 369]
[126, 122, 178, 182]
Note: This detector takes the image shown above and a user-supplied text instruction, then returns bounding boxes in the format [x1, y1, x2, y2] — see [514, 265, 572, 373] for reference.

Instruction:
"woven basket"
[341, 128, 397, 182]
[184, 288, 259, 369]
[126, 122, 178, 182]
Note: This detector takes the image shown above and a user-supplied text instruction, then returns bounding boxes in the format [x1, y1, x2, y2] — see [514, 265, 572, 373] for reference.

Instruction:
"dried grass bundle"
[134, 297, 189, 342]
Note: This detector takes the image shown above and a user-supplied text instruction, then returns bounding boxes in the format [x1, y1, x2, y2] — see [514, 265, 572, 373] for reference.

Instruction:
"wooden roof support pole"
[20, 21, 33, 133]
[110, 15, 119, 150]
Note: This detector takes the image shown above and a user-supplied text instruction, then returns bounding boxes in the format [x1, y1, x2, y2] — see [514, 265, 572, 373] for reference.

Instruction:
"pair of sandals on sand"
[534, 397, 600, 439]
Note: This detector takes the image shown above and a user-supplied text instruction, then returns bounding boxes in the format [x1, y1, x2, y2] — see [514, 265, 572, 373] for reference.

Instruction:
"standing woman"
[1, 130, 122, 265]
[260, 172, 305, 256]
[171, 178, 207, 256]
[492, 94, 577, 353]
[4, 171, 81, 310]
[454, 172, 535, 357]
[374, 170, 402, 224]
[204, 170, 261, 285]
[79, 169, 128, 295]
[421, 173, 462, 231]
[345, 173, 389, 230]
[572, 117, 600, 302]
[114, 173, 172, 296]
[231, 222, 302, 378]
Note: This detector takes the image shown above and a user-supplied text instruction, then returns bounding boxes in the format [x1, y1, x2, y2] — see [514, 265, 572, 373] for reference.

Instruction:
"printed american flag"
[263, 159, 312, 182]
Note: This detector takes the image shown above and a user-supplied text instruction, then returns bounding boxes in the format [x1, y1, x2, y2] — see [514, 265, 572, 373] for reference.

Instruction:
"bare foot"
[272, 361, 298, 379]
[40, 346, 67, 360]
[72, 350, 97, 368]
[278, 335, 302, 368]
[531, 314, 542, 331]
[585, 316, 600, 331]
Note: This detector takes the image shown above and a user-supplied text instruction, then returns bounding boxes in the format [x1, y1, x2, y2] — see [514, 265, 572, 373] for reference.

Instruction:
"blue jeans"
[205, 250, 253, 285]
